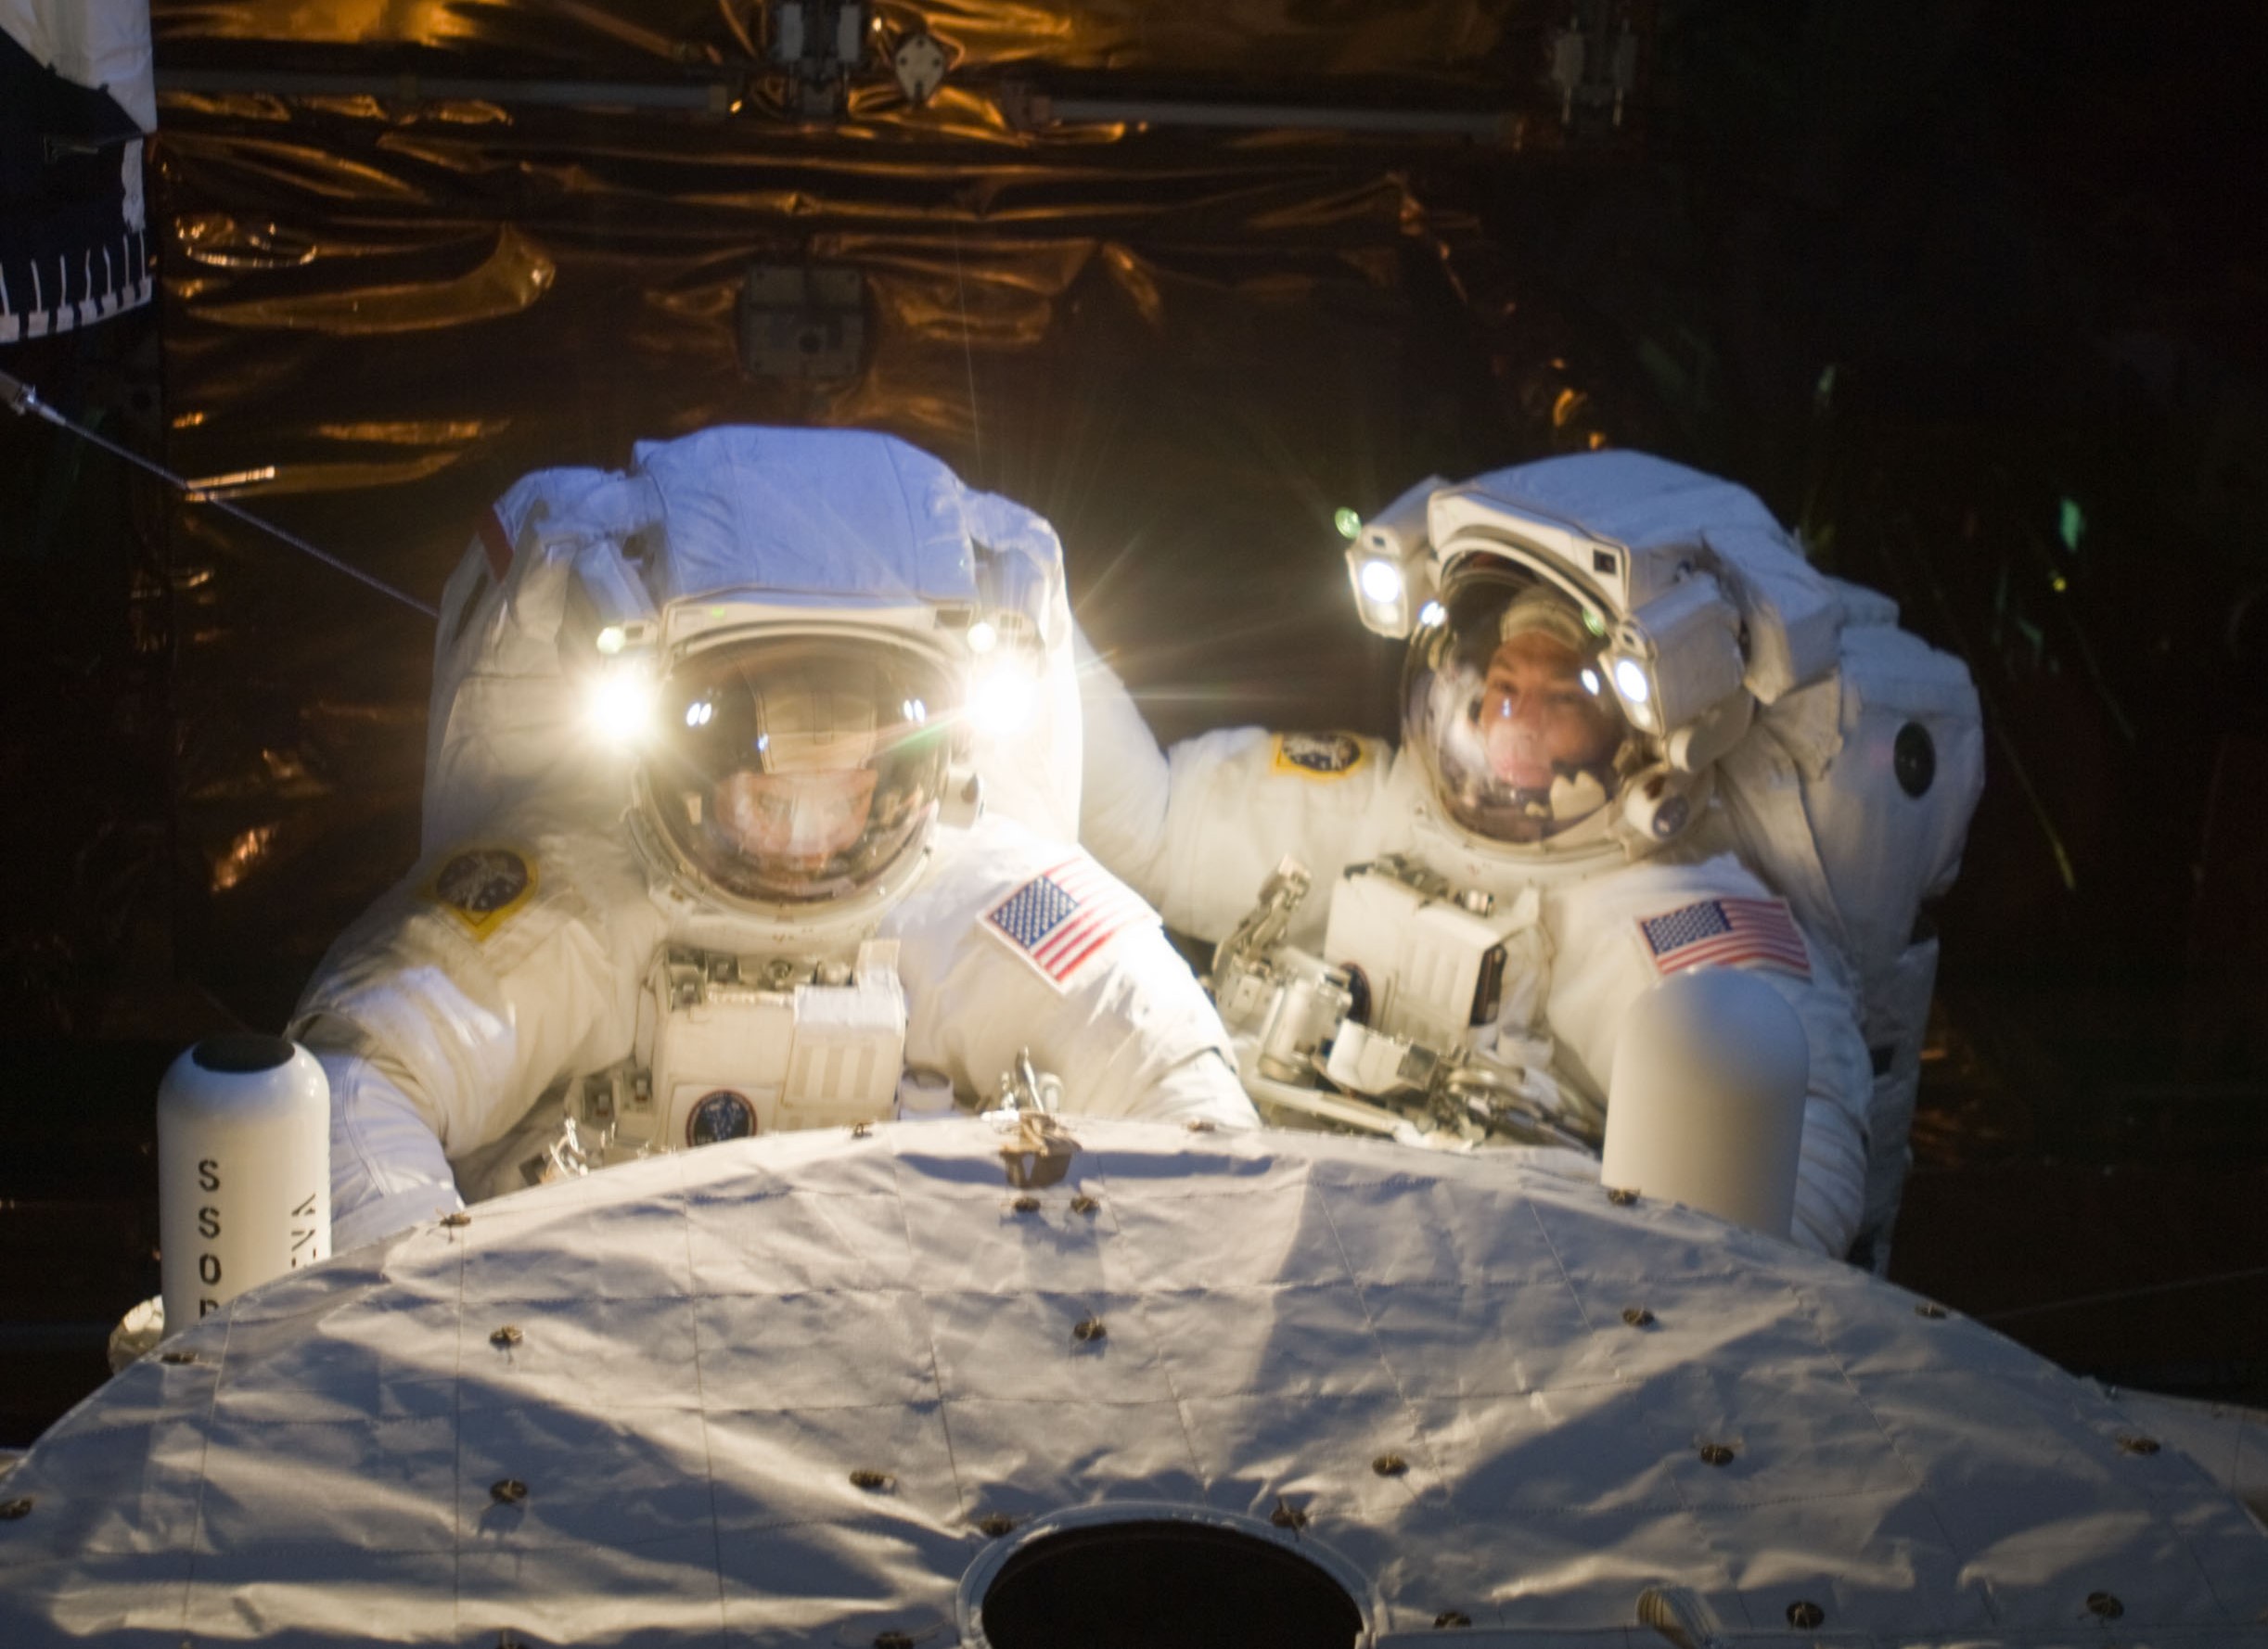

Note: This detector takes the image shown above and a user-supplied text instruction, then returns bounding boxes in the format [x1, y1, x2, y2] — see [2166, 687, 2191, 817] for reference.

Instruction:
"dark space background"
[3, 0, 2265, 1442]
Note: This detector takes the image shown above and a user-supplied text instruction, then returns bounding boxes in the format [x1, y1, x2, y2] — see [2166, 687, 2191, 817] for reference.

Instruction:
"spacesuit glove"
[316, 1051, 465, 1250]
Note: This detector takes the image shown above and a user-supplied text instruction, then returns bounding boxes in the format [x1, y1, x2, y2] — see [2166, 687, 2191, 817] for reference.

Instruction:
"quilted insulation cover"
[3, 1119, 2265, 1647]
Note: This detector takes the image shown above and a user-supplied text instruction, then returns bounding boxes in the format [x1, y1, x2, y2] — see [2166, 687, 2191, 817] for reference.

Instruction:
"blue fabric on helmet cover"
[634, 426, 980, 609]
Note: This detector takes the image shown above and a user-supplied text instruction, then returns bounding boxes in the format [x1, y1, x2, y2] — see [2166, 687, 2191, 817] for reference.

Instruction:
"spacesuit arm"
[1077, 630, 1396, 945]
[1075, 628, 1173, 896]
[894, 824, 1258, 1130]
[287, 827, 663, 1246]
[1711, 951, 1872, 1257]
[306, 1046, 463, 1250]
[1548, 857, 1873, 1259]
[1150, 729, 1398, 946]
[1031, 927, 1258, 1129]
[918, 919, 1258, 1130]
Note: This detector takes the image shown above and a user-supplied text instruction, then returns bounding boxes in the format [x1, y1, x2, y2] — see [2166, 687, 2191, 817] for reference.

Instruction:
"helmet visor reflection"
[1407, 568, 1628, 846]
[645, 634, 952, 905]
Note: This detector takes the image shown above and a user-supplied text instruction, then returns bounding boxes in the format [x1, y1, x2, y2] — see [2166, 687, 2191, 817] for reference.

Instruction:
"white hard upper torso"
[294, 807, 1249, 1181]
[1083, 722, 1874, 1253]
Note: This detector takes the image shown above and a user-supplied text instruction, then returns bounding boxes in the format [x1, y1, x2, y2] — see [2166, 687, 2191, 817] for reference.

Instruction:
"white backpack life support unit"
[1704, 559, 1984, 1272]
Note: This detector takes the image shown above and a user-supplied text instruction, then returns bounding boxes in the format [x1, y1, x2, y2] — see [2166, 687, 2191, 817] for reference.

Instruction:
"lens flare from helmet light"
[970, 668, 1034, 736]
[1581, 666, 1602, 697]
[967, 619, 998, 656]
[587, 669, 656, 744]
[1359, 559, 1403, 605]
[596, 625, 627, 656]
[1611, 658, 1651, 706]
[1418, 599, 1446, 629]
[685, 697, 714, 729]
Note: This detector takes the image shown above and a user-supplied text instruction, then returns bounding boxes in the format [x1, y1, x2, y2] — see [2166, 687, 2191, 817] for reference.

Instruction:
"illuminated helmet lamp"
[952, 603, 1045, 741]
[1601, 572, 1748, 756]
[574, 539, 665, 746]
[1346, 547, 1413, 636]
[967, 640, 1041, 738]
[587, 653, 660, 745]
[1342, 473, 1448, 639]
[962, 533, 1056, 734]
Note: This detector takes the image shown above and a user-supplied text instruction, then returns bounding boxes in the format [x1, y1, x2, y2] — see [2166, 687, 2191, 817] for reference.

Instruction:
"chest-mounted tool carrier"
[1209, 857, 1593, 1152]
[560, 937, 910, 1163]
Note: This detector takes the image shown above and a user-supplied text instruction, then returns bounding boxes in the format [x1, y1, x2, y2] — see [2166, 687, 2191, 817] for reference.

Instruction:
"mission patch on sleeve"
[421, 846, 538, 940]
[1270, 732, 1366, 778]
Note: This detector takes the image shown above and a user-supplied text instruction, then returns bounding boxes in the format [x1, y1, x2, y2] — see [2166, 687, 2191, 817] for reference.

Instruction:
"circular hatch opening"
[972, 1515, 1365, 1649]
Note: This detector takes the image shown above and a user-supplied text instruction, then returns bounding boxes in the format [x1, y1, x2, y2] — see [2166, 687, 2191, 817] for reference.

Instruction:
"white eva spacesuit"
[1080, 453, 1983, 1262]
[290, 427, 1254, 1250]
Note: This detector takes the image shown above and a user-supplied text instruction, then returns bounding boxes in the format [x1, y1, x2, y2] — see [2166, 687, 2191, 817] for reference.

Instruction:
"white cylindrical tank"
[1600, 967, 1808, 1239]
[158, 1035, 331, 1335]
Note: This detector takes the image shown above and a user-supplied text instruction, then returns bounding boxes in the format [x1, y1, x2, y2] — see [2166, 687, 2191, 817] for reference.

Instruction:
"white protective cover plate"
[4, 1119, 2265, 1646]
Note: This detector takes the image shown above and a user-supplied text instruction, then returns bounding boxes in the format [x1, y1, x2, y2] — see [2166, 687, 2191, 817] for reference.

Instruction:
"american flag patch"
[1636, 896, 1811, 981]
[984, 855, 1155, 987]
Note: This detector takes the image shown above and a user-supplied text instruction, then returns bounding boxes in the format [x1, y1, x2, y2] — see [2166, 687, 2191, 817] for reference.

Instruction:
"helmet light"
[1603, 572, 1747, 742]
[1339, 473, 1445, 641]
[588, 665, 657, 745]
[1359, 558, 1404, 606]
[970, 665, 1035, 735]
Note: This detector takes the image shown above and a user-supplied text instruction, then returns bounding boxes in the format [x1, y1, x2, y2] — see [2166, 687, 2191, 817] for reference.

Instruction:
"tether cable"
[1, 365, 438, 620]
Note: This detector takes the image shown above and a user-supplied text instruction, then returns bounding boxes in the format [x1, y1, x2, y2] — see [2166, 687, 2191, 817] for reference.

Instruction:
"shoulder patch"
[983, 853, 1155, 989]
[1271, 732, 1367, 779]
[422, 846, 538, 940]
[1635, 896, 1810, 981]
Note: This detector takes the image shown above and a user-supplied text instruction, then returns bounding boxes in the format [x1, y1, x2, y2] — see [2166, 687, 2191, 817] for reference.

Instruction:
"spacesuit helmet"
[641, 632, 956, 907]
[1403, 560, 1634, 850]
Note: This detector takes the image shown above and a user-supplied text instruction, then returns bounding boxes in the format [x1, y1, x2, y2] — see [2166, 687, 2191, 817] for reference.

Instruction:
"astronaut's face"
[711, 768, 878, 873]
[1480, 632, 1622, 790]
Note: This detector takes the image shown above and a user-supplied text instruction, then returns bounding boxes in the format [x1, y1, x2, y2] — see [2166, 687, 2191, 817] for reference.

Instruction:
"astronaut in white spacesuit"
[1080, 453, 1982, 1260]
[289, 427, 1256, 1251]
